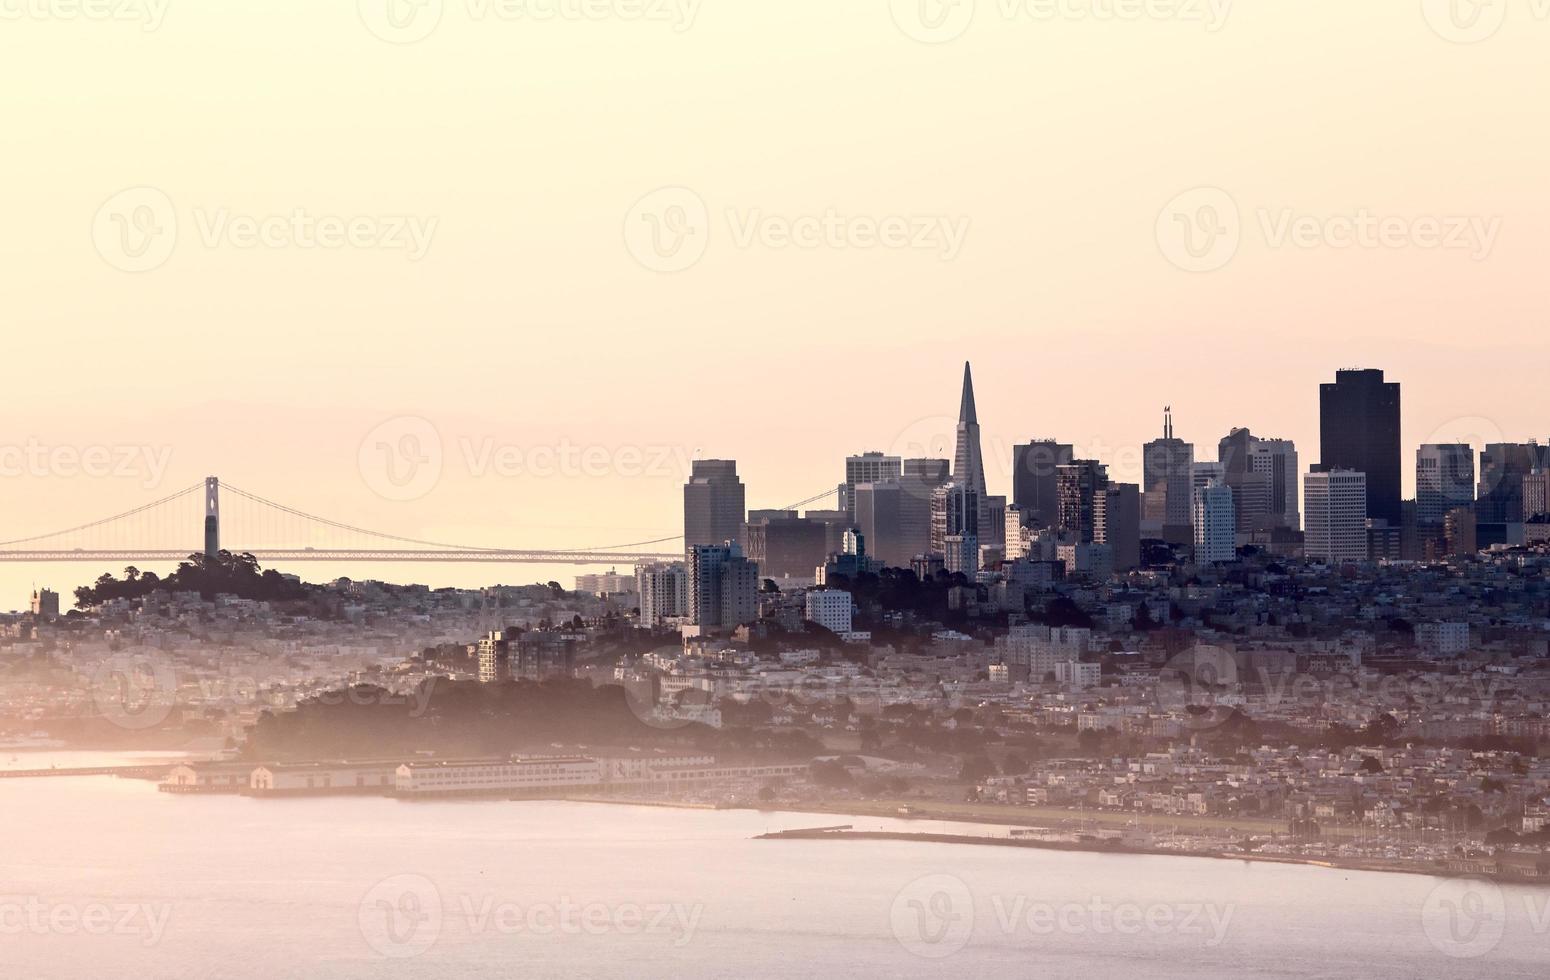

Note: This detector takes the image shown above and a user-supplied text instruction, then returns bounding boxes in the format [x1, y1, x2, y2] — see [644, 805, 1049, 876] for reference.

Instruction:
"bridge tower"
[204, 477, 220, 558]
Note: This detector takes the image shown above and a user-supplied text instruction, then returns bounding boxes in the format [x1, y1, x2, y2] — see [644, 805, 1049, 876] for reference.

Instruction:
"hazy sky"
[2, 1, 1547, 603]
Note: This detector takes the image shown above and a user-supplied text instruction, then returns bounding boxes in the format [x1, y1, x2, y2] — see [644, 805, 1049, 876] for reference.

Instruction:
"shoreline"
[554, 797, 1550, 887]
[751, 827, 1512, 884]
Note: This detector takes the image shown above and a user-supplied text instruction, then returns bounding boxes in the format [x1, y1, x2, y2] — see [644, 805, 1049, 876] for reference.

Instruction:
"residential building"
[636, 561, 688, 627]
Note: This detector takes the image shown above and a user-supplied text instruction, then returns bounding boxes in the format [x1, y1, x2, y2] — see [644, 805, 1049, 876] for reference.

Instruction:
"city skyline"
[5, 357, 1549, 608]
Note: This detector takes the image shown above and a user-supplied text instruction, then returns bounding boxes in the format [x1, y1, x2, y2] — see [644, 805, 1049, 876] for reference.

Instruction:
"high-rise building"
[1143, 409, 1195, 532]
[683, 460, 746, 549]
[1525, 470, 1550, 520]
[854, 458, 951, 567]
[687, 542, 759, 632]
[1097, 483, 1141, 572]
[635, 561, 688, 627]
[1416, 444, 1476, 526]
[981, 494, 1007, 547]
[1319, 369, 1401, 527]
[1192, 481, 1236, 563]
[1305, 469, 1369, 564]
[744, 514, 830, 579]
[1012, 440, 1074, 530]
[853, 482, 904, 568]
[1056, 460, 1108, 544]
[953, 362, 987, 496]
[930, 481, 979, 559]
[838, 452, 901, 517]
[1248, 437, 1300, 529]
[1219, 428, 1297, 531]
[1478, 443, 1549, 523]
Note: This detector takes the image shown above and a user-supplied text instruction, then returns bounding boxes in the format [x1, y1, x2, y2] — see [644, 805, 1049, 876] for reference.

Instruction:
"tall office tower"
[635, 561, 688, 627]
[1478, 443, 1549, 523]
[744, 514, 830, 579]
[1319, 369, 1401, 527]
[1416, 444, 1476, 526]
[1012, 440, 1074, 529]
[687, 542, 759, 631]
[1143, 409, 1195, 532]
[929, 481, 979, 557]
[1192, 481, 1236, 564]
[1304, 470, 1369, 563]
[897, 458, 952, 559]
[1217, 428, 1280, 532]
[953, 362, 987, 495]
[1097, 483, 1141, 571]
[981, 494, 1007, 547]
[1525, 470, 1550, 520]
[683, 459, 746, 549]
[1056, 460, 1108, 544]
[853, 482, 905, 568]
[838, 452, 901, 517]
[1248, 437, 1301, 529]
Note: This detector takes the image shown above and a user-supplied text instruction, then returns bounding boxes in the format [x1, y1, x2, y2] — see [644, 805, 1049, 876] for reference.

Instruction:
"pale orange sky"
[1, 2, 1547, 604]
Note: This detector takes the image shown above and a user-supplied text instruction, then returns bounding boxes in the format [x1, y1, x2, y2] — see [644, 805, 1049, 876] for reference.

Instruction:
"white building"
[636, 561, 688, 627]
[394, 757, 605, 797]
[1054, 661, 1102, 691]
[804, 589, 853, 634]
[575, 570, 637, 595]
[1304, 470, 1368, 563]
[1192, 482, 1236, 563]
[1416, 622, 1470, 657]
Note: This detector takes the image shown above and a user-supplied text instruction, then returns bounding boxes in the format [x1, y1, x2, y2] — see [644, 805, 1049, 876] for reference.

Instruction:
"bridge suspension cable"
[0, 482, 205, 548]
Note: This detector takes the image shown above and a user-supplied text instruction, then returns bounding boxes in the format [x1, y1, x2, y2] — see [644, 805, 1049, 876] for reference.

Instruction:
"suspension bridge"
[0, 478, 836, 567]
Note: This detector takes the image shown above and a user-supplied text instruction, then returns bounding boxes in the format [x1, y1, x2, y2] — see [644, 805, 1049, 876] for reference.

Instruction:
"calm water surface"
[2, 753, 1546, 978]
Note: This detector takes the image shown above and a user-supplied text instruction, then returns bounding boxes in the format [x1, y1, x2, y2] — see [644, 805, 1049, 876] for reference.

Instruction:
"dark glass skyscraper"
[1319, 369, 1401, 527]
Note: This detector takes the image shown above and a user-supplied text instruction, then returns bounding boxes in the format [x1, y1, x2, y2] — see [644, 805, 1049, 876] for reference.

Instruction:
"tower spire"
[953, 362, 986, 494]
[959, 361, 978, 426]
